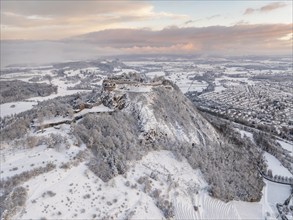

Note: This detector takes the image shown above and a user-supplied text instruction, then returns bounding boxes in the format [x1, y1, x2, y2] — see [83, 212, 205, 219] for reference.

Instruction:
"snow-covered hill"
[0, 73, 291, 220]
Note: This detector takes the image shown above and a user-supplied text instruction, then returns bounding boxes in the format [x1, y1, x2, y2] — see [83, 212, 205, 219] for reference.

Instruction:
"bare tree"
[44, 74, 52, 84]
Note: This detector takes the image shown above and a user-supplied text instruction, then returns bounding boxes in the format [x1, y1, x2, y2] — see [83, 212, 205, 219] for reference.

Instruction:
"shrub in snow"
[0, 163, 56, 196]
[151, 189, 162, 199]
[137, 176, 152, 193]
[137, 176, 147, 185]
[83, 194, 91, 199]
[156, 198, 174, 219]
[60, 163, 71, 170]
[46, 134, 68, 151]
[0, 117, 30, 141]
[125, 210, 136, 220]
[42, 191, 56, 198]
[267, 169, 273, 178]
[150, 172, 158, 180]
[0, 186, 27, 219]
[26, 136, 38, 148]
[131, 184, 137, 189]
[145, 181, 152, 193]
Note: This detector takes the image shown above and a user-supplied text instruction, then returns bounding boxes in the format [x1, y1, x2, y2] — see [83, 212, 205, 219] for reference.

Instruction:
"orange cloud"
[123, 43, 200, 54]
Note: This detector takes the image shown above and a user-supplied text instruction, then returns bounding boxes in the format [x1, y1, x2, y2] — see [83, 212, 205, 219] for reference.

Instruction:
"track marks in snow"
[174, 192, 240, 220]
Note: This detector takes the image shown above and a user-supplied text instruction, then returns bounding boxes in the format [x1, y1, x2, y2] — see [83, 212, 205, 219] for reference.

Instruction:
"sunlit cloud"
[244, 2, 287, 15]
[2, 24, 291, 66]
[1, 1, 188, 40]
[278, 33, 293, 41]
[27, 15, 52, 21]
[260, 2, 287, 12]
[68, 24, 292, 50]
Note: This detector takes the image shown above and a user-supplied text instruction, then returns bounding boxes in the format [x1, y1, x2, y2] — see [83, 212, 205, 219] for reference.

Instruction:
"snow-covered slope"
[124, 84, 220, 147]
[0, 78, 281, 220]
[4, 150, 263, 220]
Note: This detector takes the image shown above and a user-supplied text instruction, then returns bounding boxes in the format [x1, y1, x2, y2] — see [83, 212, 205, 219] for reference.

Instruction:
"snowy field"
[0, 101, 37, 117]
[264, 152, 292, 177]
[176, 80, 208, 93]
[0, 69, 94, 118]
[265, 180, 291, 205]
[27, 78, 88, 102]
[2, 150, 268, 220]
[277, 140, 293, 156]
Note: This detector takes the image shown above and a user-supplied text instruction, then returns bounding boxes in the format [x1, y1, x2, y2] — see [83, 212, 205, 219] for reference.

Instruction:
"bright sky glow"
[0, 0, 292, 64]
[1, 0, 292, 40]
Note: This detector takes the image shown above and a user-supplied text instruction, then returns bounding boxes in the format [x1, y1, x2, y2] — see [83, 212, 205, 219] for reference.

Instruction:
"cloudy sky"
[1, 0, 292, 65]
